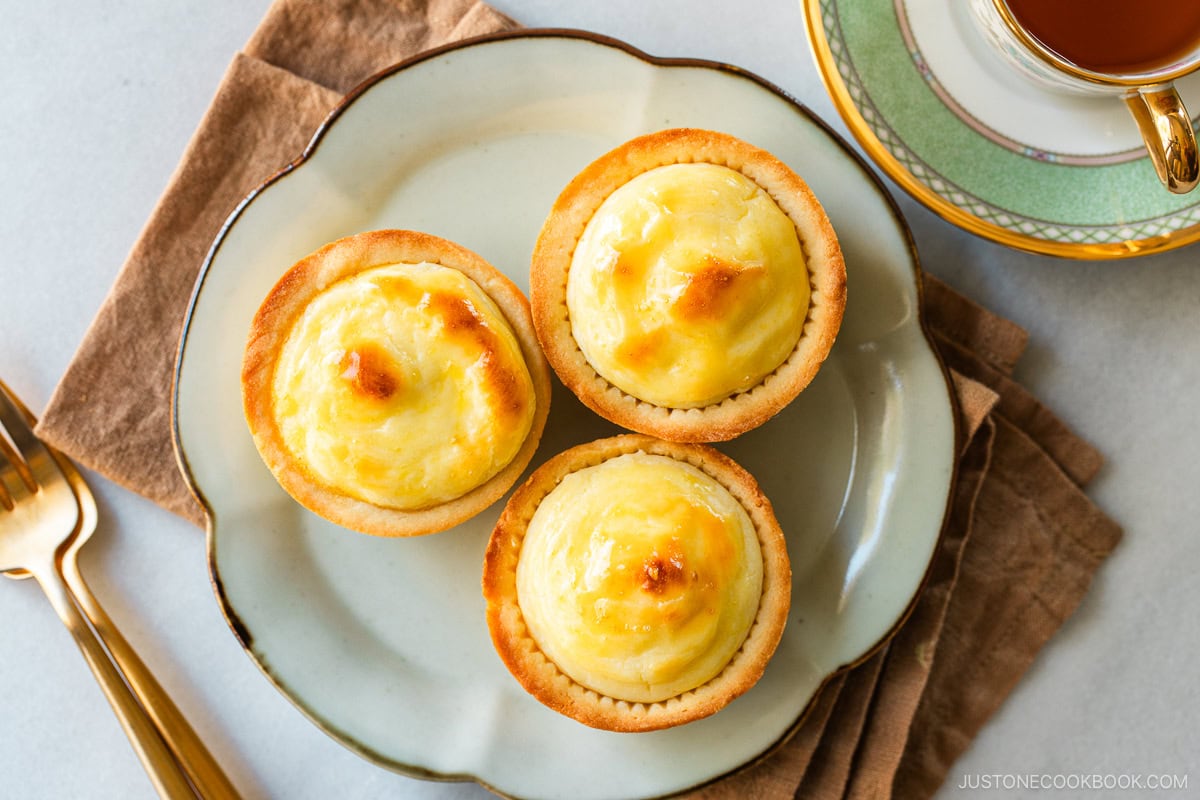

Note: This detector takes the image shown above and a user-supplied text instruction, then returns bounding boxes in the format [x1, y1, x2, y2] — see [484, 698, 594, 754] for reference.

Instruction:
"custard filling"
[566, 162, 811, 408]
[271, 262, 536, 510]
[516, 452, 764, 703]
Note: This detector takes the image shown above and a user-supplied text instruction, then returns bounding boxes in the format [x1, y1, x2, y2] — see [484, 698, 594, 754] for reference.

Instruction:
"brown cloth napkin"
[37, 0, 520, 527]
[34, 1, 1122, 798]
[686, 277, 1121, 800]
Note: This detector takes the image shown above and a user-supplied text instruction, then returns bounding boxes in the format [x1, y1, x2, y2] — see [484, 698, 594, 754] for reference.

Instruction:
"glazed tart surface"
[242, 229, 551, 537]
[483, 434, 791, 731]
[532, 128, 846, 442]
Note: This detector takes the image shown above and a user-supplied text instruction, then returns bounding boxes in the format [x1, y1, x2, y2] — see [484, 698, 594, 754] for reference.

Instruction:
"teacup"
[971, 0, 1200, 194]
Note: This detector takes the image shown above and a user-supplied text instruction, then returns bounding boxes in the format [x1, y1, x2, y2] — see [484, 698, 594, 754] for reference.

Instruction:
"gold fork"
[0, 378, 240, 799]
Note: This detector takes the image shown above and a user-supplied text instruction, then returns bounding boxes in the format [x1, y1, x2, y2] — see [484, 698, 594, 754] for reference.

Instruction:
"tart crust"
[483, 434, 791, 732]
[531, 128, 847, 442]
[242, 229, 552, 537]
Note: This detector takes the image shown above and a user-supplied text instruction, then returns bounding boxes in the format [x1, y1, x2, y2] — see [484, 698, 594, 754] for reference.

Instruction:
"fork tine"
[0, 453, 14, 510]
[0, 379, 64, 496]
[0, 422, 32, 508]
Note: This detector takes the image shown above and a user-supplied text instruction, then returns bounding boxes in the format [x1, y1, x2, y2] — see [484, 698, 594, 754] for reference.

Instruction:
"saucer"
[803, 0, 1200, 258]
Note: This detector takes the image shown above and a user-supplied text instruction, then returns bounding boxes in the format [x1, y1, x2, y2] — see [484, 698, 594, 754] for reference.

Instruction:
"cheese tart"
[483, 434, 790, 731]
[531, 128, 846, 442]
[242, 229, 551, 537]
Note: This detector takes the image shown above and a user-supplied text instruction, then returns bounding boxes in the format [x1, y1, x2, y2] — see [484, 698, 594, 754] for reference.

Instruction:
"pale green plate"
[174, 30, 956, 800]
[805, 0, 1200, 258]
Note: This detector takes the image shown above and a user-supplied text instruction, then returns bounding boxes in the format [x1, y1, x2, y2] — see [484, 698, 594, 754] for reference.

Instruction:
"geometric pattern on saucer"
[818, 0, 1200, 248]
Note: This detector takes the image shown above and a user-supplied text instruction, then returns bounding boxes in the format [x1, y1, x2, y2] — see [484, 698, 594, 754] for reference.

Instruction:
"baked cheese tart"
[242, 229, 551, 537]
[531, 128, 846, 442]
[483, 434, 790, 731]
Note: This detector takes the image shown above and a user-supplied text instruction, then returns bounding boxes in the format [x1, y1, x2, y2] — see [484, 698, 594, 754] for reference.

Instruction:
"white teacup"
[971, 0, 1200, 194]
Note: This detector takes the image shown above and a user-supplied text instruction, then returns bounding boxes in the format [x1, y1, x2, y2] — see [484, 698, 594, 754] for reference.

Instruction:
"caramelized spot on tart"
[425, 289, 529, 422]
[339, 344, 401, 401]
[426, 289, 488, 337]
[372, 272, 422, 304]
[481, 350, 530, 422]
[614, 328, 667, 370]
[672, 256, 765, 322]
[641, 540, 688, 595]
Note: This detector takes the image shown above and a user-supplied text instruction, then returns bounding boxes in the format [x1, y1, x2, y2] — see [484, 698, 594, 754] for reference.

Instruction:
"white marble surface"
[0, 1, 1195, 799]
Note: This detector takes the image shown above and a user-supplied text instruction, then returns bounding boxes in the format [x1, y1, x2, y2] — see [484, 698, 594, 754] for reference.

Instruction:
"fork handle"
[60, 558, 242, 800]
[35, 566, 198, 799]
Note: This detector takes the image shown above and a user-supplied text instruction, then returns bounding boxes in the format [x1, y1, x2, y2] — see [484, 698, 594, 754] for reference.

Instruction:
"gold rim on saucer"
[802, 0, 1200, 259]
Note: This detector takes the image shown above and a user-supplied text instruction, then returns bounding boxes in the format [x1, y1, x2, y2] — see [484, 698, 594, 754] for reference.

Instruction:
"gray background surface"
[0, 1, 1194, 798]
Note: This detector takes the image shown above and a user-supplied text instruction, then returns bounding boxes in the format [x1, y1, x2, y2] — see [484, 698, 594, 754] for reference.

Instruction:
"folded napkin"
[692, 277, 1121, 800]
[34, 1, 1122, 797]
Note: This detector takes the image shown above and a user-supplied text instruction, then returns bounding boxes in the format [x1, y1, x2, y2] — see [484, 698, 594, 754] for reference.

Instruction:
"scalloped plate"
[174, 30, 956, 800]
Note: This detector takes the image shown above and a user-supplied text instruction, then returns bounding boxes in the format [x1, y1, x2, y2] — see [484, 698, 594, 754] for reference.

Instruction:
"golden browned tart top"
[242, 229, 551, 537]
[531, 128, 846, 442]
[483, 434, 791, 731]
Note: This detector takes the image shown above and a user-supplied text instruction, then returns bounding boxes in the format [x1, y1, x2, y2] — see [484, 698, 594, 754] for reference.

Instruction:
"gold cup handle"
[1125, 84, 1200, 194]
